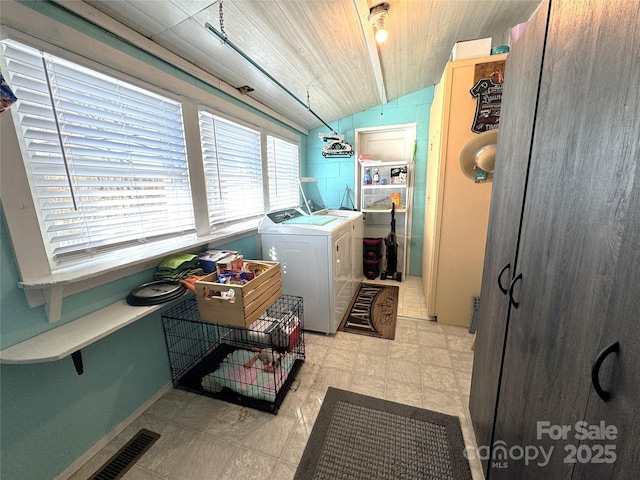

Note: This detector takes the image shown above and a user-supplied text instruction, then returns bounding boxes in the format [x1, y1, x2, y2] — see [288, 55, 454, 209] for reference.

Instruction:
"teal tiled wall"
[305, 87, 435, 277]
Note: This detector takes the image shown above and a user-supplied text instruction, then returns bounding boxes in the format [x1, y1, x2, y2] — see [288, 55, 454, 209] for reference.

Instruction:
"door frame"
[354, 123, 417, 277]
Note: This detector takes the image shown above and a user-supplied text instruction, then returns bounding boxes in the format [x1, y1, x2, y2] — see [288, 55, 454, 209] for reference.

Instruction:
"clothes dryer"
[258, 208, 353, 334]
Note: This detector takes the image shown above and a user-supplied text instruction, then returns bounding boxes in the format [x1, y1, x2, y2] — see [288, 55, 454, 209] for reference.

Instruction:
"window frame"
[2, 38, 197, 266]
[197, 106, 267, 228]
[265, 133, 301, 213]
[0, 26, 302, 322]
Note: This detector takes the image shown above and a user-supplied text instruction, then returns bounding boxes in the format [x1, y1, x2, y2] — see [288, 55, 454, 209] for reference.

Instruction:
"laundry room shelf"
[0, 297, 187, 371]
[362, 184, 407, 189]
[358, 160, 412, 279]
[362, 207, 408, 213]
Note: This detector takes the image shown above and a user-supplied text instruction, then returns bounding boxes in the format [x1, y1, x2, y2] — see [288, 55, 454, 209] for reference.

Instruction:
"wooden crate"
[195, 261, 282, 327]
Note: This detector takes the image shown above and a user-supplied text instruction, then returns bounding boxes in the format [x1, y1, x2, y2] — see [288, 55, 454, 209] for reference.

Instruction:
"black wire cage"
[161, 295, 305, 414]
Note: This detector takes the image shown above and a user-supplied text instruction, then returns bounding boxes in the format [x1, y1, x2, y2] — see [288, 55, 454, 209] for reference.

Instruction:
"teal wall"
[305, 88, 435, 276]
[0, 207, 259, 479]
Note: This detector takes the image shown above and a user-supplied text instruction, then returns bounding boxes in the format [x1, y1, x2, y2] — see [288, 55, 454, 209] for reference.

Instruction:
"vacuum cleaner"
[380, 203, 401, 281]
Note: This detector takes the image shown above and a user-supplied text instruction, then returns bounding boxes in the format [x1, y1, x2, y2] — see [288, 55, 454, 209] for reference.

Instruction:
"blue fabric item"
[0, 73, 17, 113]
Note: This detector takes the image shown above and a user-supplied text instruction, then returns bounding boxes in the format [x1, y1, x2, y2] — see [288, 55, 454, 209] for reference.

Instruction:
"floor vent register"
[89, 429, 160, 480]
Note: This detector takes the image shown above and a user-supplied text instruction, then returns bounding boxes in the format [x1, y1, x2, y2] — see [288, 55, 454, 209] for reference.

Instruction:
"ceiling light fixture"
[369, 2, 390, 44]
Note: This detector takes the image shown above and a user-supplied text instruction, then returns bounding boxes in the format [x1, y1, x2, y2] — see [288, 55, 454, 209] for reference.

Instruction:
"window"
[267, 135, 300, 211]
[1, 39, 194, 266]
[198, 111, 264, 226]
[1, 32, 302, 315]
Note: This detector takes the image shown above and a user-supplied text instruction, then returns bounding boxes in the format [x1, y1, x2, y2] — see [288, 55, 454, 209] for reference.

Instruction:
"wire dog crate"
[161, 295, 304, 414]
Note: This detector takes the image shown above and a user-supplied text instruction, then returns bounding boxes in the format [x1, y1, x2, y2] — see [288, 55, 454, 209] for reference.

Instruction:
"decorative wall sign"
[470, 60, 506, 133]
[470, 77, 503, 133]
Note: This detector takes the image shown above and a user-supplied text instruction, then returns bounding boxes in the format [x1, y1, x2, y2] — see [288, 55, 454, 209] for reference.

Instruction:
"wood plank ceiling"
[74, 0, 541, 133]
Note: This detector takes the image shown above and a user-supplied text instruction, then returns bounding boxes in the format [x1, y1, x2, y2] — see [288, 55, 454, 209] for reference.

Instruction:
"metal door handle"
[508, 273, 522, 309]
[497, 263, 511, 295]
[591, 341, 620, 402]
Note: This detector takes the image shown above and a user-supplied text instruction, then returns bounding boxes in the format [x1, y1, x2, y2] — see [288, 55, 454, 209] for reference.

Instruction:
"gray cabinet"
[467, 0, 549, 470]
[573, 208, 640, 479]
[469, 0, 640, 478]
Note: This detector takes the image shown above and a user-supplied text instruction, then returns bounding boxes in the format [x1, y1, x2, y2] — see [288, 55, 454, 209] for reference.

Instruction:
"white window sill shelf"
[19, 221, 259, 289]
[17, 220, 260, 323]
[0, 295, 190, 374]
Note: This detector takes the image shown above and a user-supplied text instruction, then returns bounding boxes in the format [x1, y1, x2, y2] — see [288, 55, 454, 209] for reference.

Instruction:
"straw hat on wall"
[460, 129, 498, 181]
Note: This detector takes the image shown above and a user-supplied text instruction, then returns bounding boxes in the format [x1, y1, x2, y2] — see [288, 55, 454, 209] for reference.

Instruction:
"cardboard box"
[452, 38, 492, 61]
[195, 261, 282, 327]
[198, 249, 238, 273]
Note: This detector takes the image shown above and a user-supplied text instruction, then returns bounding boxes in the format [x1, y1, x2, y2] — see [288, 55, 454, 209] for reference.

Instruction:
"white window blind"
[267, 135, 300, 211]
[1, 40, 194, 264]
[199, 111, 264, 225]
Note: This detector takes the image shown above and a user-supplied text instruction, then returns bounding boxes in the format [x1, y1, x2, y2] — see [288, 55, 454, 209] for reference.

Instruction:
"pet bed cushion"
[201, 348, 295, 402]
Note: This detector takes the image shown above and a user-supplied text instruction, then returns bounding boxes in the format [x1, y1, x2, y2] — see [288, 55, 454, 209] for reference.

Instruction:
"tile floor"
[69, 276, 484, 480]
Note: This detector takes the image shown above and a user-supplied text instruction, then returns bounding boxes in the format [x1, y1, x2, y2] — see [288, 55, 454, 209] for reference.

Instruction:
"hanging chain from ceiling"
[218, 0, 227, 39]
[209, 0, 337, 135]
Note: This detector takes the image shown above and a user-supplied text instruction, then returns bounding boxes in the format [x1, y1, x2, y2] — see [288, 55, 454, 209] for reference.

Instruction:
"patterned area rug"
[293, 387, 473, 480]
[338, 282, 398, 339]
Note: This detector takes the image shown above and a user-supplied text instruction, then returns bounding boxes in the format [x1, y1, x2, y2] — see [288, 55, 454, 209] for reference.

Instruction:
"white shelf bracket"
[44, 285, 64, 323]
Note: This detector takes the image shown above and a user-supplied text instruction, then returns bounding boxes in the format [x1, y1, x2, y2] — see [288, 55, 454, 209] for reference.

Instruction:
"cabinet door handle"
[497, 263, 511, 295]
[508, 273, 523, 309]
[591, 341, 620, 402]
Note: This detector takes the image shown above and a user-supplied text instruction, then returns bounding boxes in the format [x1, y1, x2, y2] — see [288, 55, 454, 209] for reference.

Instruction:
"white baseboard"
[55, 382, 173, 480]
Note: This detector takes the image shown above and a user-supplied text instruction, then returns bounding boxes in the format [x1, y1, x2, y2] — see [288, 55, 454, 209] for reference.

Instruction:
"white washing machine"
[298, 177, 364, 289]
[259, 179, 364, 333]
[259, 208, 353, 334]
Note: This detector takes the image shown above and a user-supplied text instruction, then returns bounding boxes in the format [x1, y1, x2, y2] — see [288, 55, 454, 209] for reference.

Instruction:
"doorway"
[354, 123, 417, 279]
